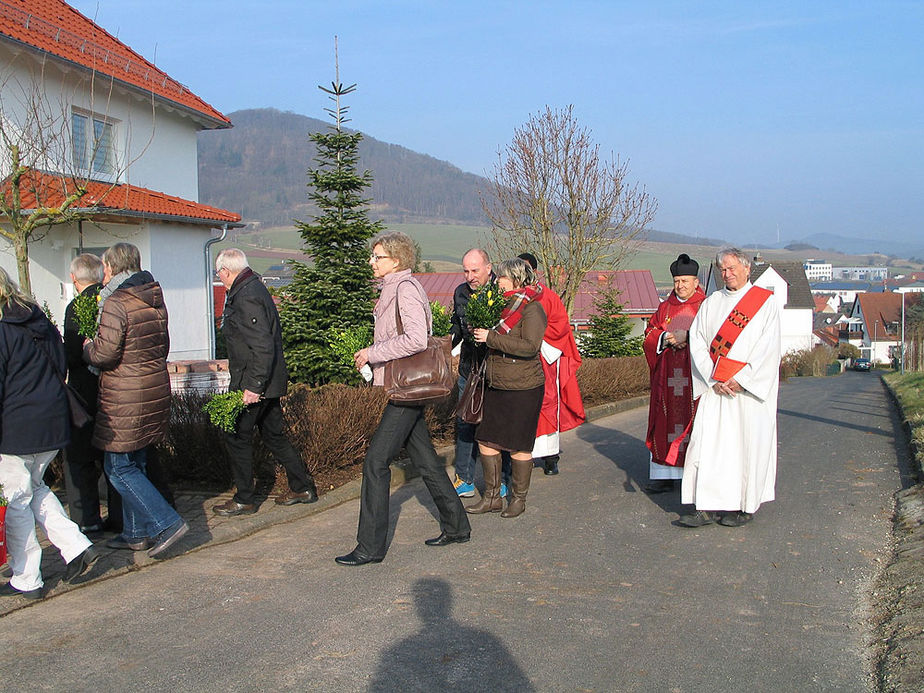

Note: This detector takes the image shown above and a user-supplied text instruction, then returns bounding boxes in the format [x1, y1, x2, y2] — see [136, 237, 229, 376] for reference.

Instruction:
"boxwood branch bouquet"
[464, 281, 505, 334]
[73, 292, 100, 338]
[202, 391, 247, 433]
[329, 324, 374, 382]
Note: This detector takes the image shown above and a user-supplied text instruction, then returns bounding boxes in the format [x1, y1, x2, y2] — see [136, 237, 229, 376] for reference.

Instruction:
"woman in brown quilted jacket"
[468, 258, 547, 518]
[83, 243, 187, 558]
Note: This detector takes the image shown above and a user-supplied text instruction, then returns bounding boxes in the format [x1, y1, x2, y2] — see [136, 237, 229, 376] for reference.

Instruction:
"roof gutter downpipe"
[204, 225, 228, 359]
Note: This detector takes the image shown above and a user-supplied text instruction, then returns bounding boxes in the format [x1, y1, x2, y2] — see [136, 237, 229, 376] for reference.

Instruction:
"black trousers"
[65, 422, 107, 528]
[223, 397, 311, 505]
[357, 402, 470, 558]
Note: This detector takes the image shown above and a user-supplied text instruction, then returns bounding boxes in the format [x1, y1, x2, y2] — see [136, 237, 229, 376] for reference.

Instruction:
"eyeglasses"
[370, 253, 392, 262]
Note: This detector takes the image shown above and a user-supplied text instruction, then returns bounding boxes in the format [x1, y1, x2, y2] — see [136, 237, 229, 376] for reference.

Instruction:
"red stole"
[708, 285, 772, 382]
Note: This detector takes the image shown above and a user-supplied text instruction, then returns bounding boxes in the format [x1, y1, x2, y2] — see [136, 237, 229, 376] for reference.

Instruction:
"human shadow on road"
[575, 420, 685, 515]
[367, 577, 535, 692]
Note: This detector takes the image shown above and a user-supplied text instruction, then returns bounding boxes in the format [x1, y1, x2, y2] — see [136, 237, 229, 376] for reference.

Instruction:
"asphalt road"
[0, 371, 905, 692]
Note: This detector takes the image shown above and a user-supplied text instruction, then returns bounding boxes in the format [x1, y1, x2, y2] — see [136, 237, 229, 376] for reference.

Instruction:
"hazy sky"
[70, 0, 923, 245]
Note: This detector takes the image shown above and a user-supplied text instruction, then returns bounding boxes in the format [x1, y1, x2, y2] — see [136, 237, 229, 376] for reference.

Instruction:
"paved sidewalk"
[0, 396, 648, 617]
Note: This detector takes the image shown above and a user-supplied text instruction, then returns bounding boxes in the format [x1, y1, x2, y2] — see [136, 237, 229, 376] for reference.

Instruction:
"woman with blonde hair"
[336, 232, 471, 566]
[0, 268, 97, 599]
[468, 257, 547, 518]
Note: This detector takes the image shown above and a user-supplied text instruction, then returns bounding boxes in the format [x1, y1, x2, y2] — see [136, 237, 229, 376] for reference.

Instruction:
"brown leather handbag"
[383, 283, 454, 406]
[455, 358, 485, 424]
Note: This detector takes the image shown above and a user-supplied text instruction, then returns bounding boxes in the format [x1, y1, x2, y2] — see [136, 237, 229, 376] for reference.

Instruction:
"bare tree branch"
[482, 105, 657, 315]
[0, 54, 156, 295]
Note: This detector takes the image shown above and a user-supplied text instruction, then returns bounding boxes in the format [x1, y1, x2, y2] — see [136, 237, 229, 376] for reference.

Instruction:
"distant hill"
[198, 108, 489, 227]
[645, 229, 725, 246]
[796, 233, 924, 260]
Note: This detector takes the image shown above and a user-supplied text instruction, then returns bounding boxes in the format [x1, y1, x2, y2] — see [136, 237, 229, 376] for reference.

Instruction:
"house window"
[71, 110, 116, 176]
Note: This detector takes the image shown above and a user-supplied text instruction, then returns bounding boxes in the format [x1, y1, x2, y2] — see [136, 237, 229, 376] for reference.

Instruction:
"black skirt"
[475, 385, 545, 453]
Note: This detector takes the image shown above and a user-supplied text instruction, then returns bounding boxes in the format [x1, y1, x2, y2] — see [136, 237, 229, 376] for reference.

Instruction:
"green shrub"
[837, 342, 860, 360]
[430, 301, 452, 337]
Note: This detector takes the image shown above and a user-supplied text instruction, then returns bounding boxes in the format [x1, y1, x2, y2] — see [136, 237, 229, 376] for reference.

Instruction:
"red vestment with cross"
[643, 287, 706, 466]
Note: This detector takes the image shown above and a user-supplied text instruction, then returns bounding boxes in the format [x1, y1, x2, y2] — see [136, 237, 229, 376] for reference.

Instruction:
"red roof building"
[4, 169, 241, 226]
[0, 0, 240, 360]
[414, 269, 660, 332]
[0, 0, 229, 127]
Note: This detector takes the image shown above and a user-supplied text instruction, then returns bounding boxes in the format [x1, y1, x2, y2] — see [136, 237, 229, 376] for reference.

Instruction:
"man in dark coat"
[212, 248, 318, 516]
[448, 248, 494, 498]
[62, 253, 114, 533]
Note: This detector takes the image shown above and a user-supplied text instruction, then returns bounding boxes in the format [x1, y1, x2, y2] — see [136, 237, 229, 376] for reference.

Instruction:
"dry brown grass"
[577, 355, 649, 407]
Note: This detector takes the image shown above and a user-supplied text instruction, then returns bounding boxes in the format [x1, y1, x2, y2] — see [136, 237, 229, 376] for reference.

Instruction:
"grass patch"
[884, 371, 924, 475]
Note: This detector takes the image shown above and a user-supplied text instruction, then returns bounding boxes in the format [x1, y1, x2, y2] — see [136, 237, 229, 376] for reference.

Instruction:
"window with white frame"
[71, 110, 117, 176]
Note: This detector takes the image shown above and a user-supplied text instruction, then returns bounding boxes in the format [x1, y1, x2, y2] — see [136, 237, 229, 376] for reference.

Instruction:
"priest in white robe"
[679, 248, 782, 528]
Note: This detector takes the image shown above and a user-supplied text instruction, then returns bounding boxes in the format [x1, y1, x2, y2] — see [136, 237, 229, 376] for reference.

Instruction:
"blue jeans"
[104, 448, 181, 541]
[454, 374, 479, 484]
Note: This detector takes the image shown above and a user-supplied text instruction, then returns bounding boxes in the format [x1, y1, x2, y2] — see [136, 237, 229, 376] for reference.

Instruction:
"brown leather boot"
[466, 454, 503, 514]
[501, 458, 533, 518]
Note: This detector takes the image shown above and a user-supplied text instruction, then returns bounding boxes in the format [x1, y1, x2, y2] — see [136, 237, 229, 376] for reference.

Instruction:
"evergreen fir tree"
[578, 290, 644, 358]
[279, 52, 382, 385]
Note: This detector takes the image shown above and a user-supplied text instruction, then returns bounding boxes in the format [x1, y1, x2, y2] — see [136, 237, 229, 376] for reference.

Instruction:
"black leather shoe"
[424, 532, 471, 546]
[106, 535, 151, 551]
[543, 456, 560, 475]
[677, 510, 717, 527]
[275, 487, 318, 505]
[0, 582, 43, 600]
[334, 550, 383, 566]
[213, 500, 256, 516]
[63, 546, 100, 583]
[719, 511, 754, 527]
[643, 479, 676, 494]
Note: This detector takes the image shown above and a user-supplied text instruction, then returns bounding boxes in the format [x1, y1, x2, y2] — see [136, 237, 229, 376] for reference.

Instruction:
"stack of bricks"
[167, 360, 230, 394]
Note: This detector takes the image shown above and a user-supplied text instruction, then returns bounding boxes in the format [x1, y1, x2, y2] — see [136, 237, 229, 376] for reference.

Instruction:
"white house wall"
[146, 222, 212, 360]
[781, 307, 814, 354]
[754, 267, 814, 355]
[1, 46, 201, 200]
[1, 221, 213, 361]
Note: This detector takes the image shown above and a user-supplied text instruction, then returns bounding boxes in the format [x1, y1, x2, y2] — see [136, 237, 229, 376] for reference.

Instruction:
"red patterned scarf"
[495, 285, 542, 335]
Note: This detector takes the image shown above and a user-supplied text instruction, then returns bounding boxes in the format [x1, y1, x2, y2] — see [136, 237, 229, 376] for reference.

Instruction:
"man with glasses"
[212, 248, 318, 516]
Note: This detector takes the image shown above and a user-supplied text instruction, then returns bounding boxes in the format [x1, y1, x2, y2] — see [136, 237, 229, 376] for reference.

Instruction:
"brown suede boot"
[501, 458, 533, 518]
[466, 454, 503, 514]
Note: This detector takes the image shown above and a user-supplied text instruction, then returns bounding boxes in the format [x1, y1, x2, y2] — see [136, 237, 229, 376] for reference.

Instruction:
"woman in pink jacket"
[335, 232, 471, 566]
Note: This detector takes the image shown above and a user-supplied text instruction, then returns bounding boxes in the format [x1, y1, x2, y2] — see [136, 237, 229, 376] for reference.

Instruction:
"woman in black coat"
[0, 268, 97, 599]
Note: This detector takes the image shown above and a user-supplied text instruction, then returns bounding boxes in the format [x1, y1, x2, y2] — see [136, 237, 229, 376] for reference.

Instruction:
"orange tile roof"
[855, 292, 912, 339]
[0, 0, 230, 127]
[4, 169, 241, 225]
[414, 269, 660, 322]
